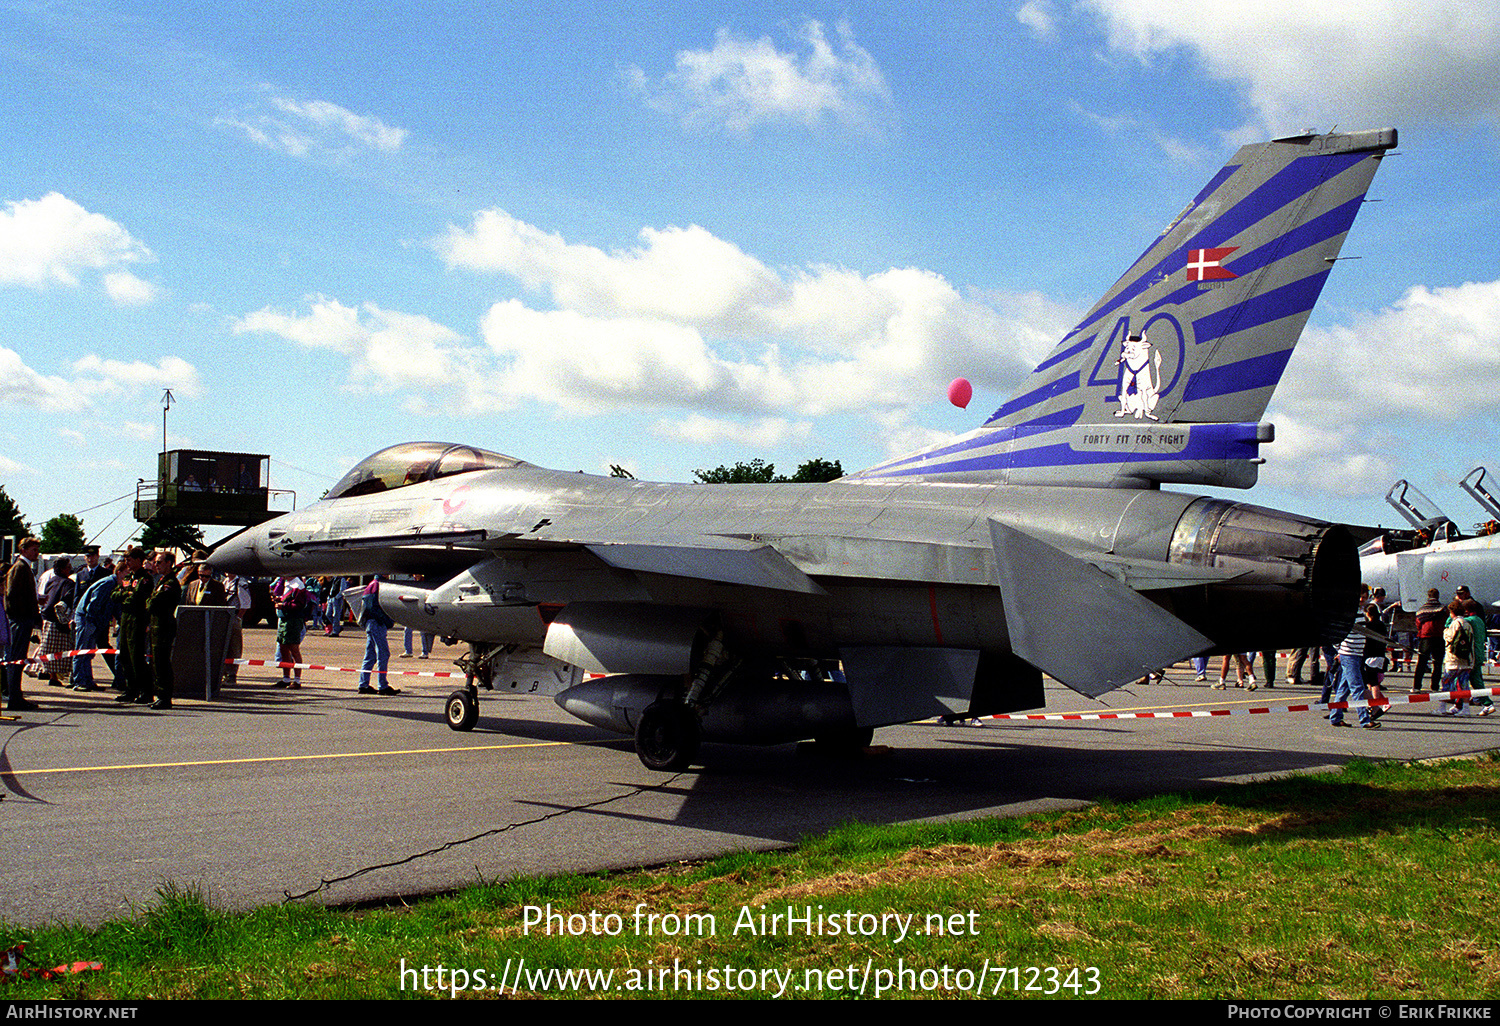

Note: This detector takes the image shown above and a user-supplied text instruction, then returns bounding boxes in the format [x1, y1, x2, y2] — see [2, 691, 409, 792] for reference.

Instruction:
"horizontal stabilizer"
[990, 519, 1213, 696]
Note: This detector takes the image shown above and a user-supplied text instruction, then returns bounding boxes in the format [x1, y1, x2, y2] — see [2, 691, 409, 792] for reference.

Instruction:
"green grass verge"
[5, 754, 1498, 999]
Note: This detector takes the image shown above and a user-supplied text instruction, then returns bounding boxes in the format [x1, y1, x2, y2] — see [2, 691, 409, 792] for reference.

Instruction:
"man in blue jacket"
[71, 564, 122, 692]
[357, 577, 400, 696]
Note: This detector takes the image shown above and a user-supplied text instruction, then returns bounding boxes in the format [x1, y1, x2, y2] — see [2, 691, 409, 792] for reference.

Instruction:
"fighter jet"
[1361, 470, 1500, 610]
[215, 128, 1395, 769]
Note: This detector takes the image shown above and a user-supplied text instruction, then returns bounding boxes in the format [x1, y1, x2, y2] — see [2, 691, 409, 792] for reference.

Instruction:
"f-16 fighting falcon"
[215, 128, 1396, 769]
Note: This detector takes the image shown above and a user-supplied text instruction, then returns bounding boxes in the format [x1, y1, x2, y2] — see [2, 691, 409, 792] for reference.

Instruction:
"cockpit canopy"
[326, 442, 528, 499]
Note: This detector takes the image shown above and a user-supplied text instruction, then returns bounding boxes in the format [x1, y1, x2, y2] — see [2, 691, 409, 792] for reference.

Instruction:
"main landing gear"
[634, 699, 700, 771]
[630, 628, 735, 771]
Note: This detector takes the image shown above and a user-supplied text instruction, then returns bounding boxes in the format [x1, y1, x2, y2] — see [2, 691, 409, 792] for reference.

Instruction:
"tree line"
[692, 458, 843, 484]
[1, 484, 86, 551]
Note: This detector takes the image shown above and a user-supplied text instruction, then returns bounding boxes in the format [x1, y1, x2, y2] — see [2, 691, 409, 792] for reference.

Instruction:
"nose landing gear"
[445, 688, 480, 731]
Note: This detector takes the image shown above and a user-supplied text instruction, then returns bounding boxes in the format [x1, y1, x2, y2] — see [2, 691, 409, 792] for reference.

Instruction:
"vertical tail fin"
[855, 128, 1397, 487]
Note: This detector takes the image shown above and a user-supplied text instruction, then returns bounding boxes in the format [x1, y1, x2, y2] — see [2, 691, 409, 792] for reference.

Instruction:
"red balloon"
[947, 377, 972, 409]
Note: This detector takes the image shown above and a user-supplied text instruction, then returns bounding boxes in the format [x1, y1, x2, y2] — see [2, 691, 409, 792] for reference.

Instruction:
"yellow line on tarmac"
[2, 739, 602, 777]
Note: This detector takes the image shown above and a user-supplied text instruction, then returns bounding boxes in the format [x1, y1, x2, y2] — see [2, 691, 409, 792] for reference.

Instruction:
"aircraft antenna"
[160, 388, 175, 453]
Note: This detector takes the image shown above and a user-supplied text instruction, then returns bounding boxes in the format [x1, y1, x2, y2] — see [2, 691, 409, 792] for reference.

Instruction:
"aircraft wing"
[583, 537, 826, 595]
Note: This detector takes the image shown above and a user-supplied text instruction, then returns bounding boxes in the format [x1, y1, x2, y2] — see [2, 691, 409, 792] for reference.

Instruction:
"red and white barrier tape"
[12, 647, 1499, 715]
[229, 658, 466, 679]
[6, 648, 467, 679]
[979, 687, 1496, 721]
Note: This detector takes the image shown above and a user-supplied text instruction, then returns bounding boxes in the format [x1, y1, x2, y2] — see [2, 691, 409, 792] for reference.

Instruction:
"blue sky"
[4, 1, 1500, 550]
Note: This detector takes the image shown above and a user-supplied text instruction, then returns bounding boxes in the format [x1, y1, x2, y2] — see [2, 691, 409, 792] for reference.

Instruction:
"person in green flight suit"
[113, 548, 152, 706]
[147, 550, 182, 710]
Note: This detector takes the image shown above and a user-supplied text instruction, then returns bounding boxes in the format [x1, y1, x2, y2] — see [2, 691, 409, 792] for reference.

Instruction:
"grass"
[4, 754, 1498, 999]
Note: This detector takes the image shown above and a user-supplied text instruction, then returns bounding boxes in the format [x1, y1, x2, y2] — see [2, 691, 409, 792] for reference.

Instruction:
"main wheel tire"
[635, 700, 700, 771]
[445, 689, 479, 731]
[812, 725, 875, 755]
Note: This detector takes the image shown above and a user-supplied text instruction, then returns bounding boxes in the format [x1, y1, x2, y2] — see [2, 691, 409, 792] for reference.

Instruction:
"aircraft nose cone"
[212, 529, 263, 576]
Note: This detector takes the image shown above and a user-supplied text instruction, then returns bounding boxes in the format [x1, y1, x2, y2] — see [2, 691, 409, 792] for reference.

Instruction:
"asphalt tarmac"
[3, 631, 1496, 927]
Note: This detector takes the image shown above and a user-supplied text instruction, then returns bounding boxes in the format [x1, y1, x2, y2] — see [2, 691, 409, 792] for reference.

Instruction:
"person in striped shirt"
[1331, 587, 1377, 729]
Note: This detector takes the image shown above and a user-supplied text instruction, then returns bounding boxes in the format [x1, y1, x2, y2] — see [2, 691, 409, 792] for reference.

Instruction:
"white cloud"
[476, 300, 781, 413]
[233, 297, 489, 408]
[1264, 277, 1500, 490]
[1016, 1, 1060, 40]
[870, 409, 959, 461]
[1280, 278, 1500, 422]
[0, 453, 36, 476]
[0, 347, 200, 409]
[1257, 414, 1397, 497]
[1068, 102, 1208, 163]
[104, 270, 158, 306]
[71, 354, 204, 399]
[629, 19, 894, 133]
[439, 208, 1053, 419]
[0, 193, 152, 290]
[217, 117, 313, 157]
[1071, 0, 1500, 135]
[220, 94, 407, 158]
[650, 414, 812, 448]
[235, 295, 367, 352]
[0, 346, 79, 409]
[240, 210, 1065, 430]
[269, 97, 407, 152]
[437, 212, 785, 329]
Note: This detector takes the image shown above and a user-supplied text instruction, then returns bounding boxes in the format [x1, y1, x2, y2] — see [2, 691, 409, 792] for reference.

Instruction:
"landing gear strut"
[631, 628, 736, 771]
[444, 642, 506, 732]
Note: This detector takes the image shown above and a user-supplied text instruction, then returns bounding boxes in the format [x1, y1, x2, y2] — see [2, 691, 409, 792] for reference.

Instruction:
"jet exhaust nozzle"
[1169, 498, 1360, 649]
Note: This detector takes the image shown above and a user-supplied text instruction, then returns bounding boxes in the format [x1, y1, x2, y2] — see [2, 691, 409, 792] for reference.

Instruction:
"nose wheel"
[445, 688, 479, 731]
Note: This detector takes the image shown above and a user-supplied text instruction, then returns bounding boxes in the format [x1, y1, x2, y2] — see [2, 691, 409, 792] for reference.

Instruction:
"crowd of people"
[1, 541, 237, 711]
[1172, 583, 1496, 727]
[263, 574, 428, 694]
[1, 539, 448, 713]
